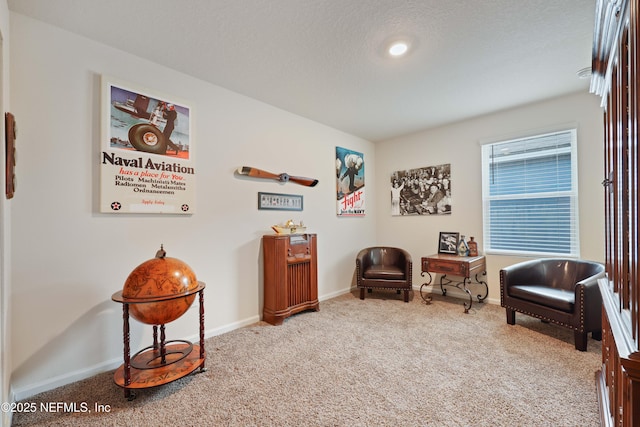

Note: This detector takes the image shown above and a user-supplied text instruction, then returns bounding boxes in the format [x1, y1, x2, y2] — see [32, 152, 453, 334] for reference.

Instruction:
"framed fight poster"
[99, 75, 195, 214]
[336, 146, 365, 216]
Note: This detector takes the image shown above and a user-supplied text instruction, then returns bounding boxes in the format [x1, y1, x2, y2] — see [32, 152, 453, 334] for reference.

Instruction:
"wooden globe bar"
[111, 245, 206, 399]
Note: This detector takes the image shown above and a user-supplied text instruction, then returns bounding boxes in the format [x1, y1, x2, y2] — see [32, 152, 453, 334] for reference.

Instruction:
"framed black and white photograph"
[438, 232, 459, 254]
[390, 163, 451, 216]
[258, 192, 303, 211]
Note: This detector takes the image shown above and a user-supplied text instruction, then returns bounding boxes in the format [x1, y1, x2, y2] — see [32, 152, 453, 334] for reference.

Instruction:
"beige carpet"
[12, 290, 601, 426]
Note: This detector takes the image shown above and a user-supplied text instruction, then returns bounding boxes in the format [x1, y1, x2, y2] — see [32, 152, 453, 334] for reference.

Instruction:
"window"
[481, 129, 579, 256]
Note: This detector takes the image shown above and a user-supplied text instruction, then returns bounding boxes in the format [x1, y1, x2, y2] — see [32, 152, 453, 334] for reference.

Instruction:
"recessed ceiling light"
[389, 41, 409, 57]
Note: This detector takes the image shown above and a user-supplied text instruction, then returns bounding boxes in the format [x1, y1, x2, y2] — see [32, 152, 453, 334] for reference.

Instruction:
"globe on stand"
[111, 245, 206, 399]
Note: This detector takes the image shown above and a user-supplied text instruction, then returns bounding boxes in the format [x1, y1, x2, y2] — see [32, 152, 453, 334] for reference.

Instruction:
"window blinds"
[481, 129, 579, 256]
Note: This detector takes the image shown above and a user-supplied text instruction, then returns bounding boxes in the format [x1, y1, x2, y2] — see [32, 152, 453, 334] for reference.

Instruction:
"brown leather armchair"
[356, 247, 412, 302]
[500, 258, 605, 351]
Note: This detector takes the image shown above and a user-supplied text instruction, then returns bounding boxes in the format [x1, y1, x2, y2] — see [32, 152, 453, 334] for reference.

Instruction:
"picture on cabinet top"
[390, 164, 451, 216]
[336, 146, 365, 216]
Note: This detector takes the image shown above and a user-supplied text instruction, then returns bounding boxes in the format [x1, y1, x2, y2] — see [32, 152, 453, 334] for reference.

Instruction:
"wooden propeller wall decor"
[236, 166, 318, 187]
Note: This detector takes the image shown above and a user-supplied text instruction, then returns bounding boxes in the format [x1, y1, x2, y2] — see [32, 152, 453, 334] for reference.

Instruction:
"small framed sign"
[438, 232, 459, 254]
[258, 192, 303, 211]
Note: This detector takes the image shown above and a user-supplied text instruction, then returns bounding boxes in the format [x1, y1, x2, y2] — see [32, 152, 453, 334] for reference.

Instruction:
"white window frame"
[480, 128, 580, 257]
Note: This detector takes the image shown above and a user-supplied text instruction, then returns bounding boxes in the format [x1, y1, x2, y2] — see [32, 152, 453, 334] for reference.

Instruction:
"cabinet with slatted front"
[262, 234, 319, 325]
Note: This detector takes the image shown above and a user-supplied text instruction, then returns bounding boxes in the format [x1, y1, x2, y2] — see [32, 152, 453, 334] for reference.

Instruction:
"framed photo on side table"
[438, 232, 459, 254]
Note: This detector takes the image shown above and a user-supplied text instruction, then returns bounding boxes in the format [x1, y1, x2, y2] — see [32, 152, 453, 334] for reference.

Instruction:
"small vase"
[467, 236, 478, 257]
[457, 235, 470, 256]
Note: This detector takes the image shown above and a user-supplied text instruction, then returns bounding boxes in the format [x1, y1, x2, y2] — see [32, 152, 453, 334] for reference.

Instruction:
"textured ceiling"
[7, 0, 595, 142]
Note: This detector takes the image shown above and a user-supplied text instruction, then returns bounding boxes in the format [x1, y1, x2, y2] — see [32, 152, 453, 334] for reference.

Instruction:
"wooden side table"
[420, 254, 488, 313]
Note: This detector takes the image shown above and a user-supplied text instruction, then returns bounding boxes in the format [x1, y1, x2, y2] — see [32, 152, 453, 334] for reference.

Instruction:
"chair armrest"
[397, 249, 412, 267]
[356, 248, 371, 280]
[575, 270, 605, 330]
[401, 250, 412, 286]
[356, 248, 369, 266]
[576, 270, 605, 289]
[574, 270, 605, 301]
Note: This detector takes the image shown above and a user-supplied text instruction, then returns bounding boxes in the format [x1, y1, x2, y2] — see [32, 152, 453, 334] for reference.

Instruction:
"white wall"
[8, 10, 606, 405]
[375, 91, 605, 303]
[0, 1, 10, 426]
[9, 13, 376, 400]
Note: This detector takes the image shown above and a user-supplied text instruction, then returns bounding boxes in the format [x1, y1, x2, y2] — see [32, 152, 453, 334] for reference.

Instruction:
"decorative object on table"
[271, 219, 306, 234]
[457, 235, 470, 256]
[258, 192, 303, 211]
[438, 231, 459, 254]
[5, 112, 16, 199]
[236, 166, 318, 187]
[390, 163, 451, 216]
[336, 146, 365, 216]
[100, 76, 195, 214]
[111, 245, 206, 399]
[467, 236, 478, 257]
[263, 233, 319, 325]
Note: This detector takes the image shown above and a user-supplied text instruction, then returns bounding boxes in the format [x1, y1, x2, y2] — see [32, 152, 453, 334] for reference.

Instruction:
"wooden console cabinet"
[262, 233, 319, 325]
[591, 1, 640, 425]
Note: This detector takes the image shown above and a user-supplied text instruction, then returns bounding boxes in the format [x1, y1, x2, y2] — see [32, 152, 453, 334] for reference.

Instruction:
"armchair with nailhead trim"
[500, 258, 605, 351]
[356, 247, 412, 302]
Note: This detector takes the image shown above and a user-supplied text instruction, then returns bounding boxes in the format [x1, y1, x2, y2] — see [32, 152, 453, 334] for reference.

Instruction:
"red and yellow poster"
[100, 76, 195, 214]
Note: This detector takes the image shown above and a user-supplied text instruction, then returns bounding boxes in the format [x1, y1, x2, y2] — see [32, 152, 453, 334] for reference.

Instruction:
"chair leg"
[574, 330, 588, 351]
[360, 288, 365, 300]
[592, 330, 602, 341]
[404, 289, 409, 303]
[506, 308, 516, 325]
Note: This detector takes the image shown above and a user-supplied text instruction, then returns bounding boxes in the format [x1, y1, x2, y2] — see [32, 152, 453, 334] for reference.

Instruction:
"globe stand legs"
[114, 287, 207, 399]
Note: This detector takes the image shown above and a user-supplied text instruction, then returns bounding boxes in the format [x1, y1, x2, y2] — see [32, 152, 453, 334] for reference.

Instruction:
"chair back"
[359, 247, 407, 269]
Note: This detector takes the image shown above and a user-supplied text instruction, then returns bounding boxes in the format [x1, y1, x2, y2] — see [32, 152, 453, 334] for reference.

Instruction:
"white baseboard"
[320, 288, 353, 301]
[11, 357, 122, 402]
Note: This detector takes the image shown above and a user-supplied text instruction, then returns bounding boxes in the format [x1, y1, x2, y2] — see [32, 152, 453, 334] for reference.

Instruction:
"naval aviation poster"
[100, 76, 195, 214]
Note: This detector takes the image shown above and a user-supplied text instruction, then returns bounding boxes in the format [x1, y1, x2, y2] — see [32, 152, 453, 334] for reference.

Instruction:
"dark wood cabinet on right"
[591, 1, 640, 425]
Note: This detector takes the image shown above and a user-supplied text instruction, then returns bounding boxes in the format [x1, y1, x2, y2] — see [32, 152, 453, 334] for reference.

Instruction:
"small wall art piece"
[100, 75, 195, 214]
[258, 192, 303, 211]
[336, 146, 365, 216]
[390, 163, 451, 216]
